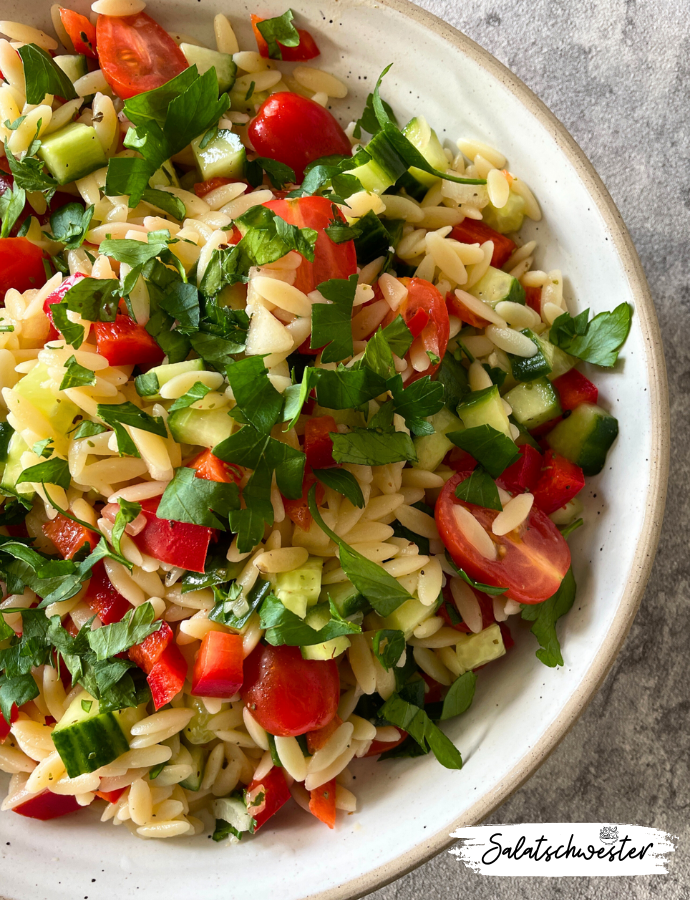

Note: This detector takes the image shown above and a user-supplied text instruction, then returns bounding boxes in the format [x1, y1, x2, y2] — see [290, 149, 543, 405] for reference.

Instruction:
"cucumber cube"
[469, 266, 525, 307]
[481, 192, 525, 234]
[53, 54, 88, 84]
[509, 329, 552, 382]
[504, 377, 562, 430]
[135, 358, 205, 400]
[301, 636, 351, 660]
[275, 558, 324, 619]
[167, 407, 235, 449]
[38, 122, 106, 186]
[403, 115, 448, 188]
[192, 128, 246, 182]
[455, 623, 505, 672]
[457, 385, 511, 437]
[545, 403, 619, 475]
[321, 580, 369, 617]
[382, 595, 436, 638]
[413, 406, 465, 471]
[180, 44, 237, 93]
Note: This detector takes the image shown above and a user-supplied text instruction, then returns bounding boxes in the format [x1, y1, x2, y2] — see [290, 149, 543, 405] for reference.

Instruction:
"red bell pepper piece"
[406, 307, 430, 339]
[552, 369, 598, 411]
[129, 621, 174, 674]
[304, 415, 337, 470]
[524, 285, 542, 314]
[421, 672, 445, 704]
[189, 449, 242, 484]
[95, 787, 125, 804]
[42, 513, 98, 560]
[251, 14, 320, 61]
[147, 644, 188, 709]
[0, 237, 47, 302]
[191, 631, 243, 698]
[246, 766, 292, 830]
[364, 729, 408, 757]
[497, 444, 543, 495]
[0, 704, 17, 743]
[305, 715, 342, 755]
[530, 415, 563, 439]
[132, 496, 214, 573]
[59, 7, 97, 57]
[13, 790, 82, 820]
[84, 562, 131, 625]
[43, 272, 86, 341]
[283, 474, 324, 532]
[92, 314, 165, 368]
[499, 622, 514, 652]
[443, 447, 479, 474]
[309, 777, 337, 828]
[450, 220, 516, 268]
[531, 450, 585, 515]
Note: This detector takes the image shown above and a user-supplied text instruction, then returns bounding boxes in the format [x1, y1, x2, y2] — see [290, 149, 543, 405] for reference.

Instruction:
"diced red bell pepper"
[304, 415, 337, 470]
[189, 449, 242, 484]
[43, 272, 86, 341]
[128, 620, 173, 674]
[6, 521, 29, 538]
[443, 447, 479, 474]
[191, 631, 243, 698]
[450, 220, 516, 268]
[95, 787, 125, 804]
[13, 790, 82, 820]
[147, 644, 188, 710]
[59, 7, 97, 57]
[0, 704, 18, 743]
[85, 562, 131, 625]
[132, 496, 214, 573]
[309, 777, 337, 828]
[552, 369, 598, 411]
[251, 14, 320, 61]
[497, 444, 543, 495]
[421, 672, 445, 704]
[406, 307, 430, 339]
[364, 729, 408, 757]
[42, 513, 98, 560]
[283, 474, 324, 532]
[194, 177, 247, 198]
[531, 450, 585, 515]
[92, 314, 165, 368]
[524, 285, 542, 314]
[305, 715, 342, 755]
[499, 622, 514, 651]
[246, 766, 291, 830]
[0, 237, 47, 302]
[530, 415, 563, 439]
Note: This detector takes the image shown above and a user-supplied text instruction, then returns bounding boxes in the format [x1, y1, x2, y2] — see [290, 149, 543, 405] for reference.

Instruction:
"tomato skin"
[189, 449, 242, 484]
[93, 314, 164, 368]
[43, 272, 86, 341]
[436, 472, 571, 604]
[283, 473, 324, 532]
[0, 237, 47, 301]
[13, 791, 82, 821]
[524, 285, 542, 314]
[450, 220, 516, 268]
[249, 93, 351, 182]
[251, 14, 320, 61]
[304, 415, 337, 469]
[241, 644, 339, 737]
[95, 787, 125, 804]
[443, 447, 478, 474]
[191, 631, 244, 699]
[42, 513, 98, 560]
[382, 278, 450, 383]
[132, 496, 214, 573]
[84, 562, 131, 626]
[96, 12, 188, 100]
[265, 196, 357, 293]
[0, 704, 18, 743]
[194, 177, 246, 198]
[309, 778, 337, 828]
[59, 8, 97, 57]
[552, 369, 599, 411]
[246, 766, 291, 830]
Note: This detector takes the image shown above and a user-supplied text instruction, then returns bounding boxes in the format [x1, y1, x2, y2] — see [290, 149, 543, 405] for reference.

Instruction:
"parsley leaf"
[437, 351, 470, 410]
[208, 579, 271, 630]
[70, 421, 108, 440]
[245, 157, 296, 189]
[444, 551, 507, 595]
[312, 467, 365, 508]
[60, 277, 120, 322]
[237, 204, 318, 267]
[454, 468, 502, 511]
[226, 356, 283, 434]
[0, 183, 26, 238]
[440, 671, 477, 720]
[315, 365, 387, 409]
[549, 303, 632, 367]
[311, 274, 358, 362]
[255, 9, 301, 60]
[47, 202, 94, 249]
[157, 467, 240, 530]
[96, 402, 167, 439]
[87, 602, 162, 660]
[18, 43, 77, 104]
[372, 629, 405, 669]
[520, 567, 576, 667]
[0, 673, 39, 723]
[16, 457, 70, 490]
[31, 438, 53, 459]
[381, 315, 414, 359]
[379, 692, 463, 769]
[282, 366, 320, 429]
[353, 89, 398, 139]
[447, 424, 520, 478]
[331, 427, 416, 466]
[4, 145, 57, 197]
[559, 518, 583, 539]
[360, 327, 395, 379]
[260, 596, 361, 646]
[50, 304, 84, 349]
[59, 355, 96, 390]
[389, 374, 445, 436]
[111, 498, 141, 558]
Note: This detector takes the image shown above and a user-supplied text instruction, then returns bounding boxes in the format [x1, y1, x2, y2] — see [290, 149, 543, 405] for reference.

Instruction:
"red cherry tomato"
[0, 704, 18, 743]
[524, 285, 542, 314]
[446, 289, 492, 329]
[92, 314, 165, 368]
[264, 196, 357, 294]
[241, 644, 339, 737]
[382, 278, 450, 383]
[304, 415, 337, 469]
[249, 93, 351, 183]
[251, 14, 320, 61]
[435, 471, 571, 604]
[59, 7, 97, 58]
[194, 177, 247, 198]
[96, 12, 188, 100]
[0, 237, 47, 301]
[450, 220, 516, 268]
[283, 473, 324, 532]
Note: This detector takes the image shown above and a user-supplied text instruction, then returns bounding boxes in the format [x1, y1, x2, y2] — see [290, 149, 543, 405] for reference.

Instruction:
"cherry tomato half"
[251, 14, 320, 61]
[249, 92, 352, 182]
[382, 278, 450, 383]
[96, 12, 188, 100]
[59, 7, 97, 58]
[241, 644, 339, 736]
[435, 472, 571, 604]
[0, 237, 47, 301]
[264, 195, 357, 294]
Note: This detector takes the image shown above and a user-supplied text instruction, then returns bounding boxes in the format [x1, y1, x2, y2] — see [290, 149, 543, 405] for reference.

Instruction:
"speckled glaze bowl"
[0, 1, 669, 899]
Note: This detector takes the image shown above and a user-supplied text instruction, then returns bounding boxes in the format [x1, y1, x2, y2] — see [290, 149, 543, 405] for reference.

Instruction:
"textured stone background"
[370, 0, 688, 897]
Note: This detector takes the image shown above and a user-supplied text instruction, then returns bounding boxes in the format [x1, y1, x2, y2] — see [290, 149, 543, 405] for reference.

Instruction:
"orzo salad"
[0, 2, 632, 842]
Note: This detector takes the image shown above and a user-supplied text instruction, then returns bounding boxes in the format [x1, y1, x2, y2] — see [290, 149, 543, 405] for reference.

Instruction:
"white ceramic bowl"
[0, 2, 669, 899]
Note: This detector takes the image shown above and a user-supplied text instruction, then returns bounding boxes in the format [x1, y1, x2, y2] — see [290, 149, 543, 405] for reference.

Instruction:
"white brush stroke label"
[449, 824, 676, 876]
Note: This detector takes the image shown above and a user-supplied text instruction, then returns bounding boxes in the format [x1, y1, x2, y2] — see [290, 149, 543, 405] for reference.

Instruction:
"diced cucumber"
[455, 623, 505, 672]
[13, 363, 79, 456]
[504, 377, 562, 430]
[184, 698, 216, 744]
[382, 595, 435, 639]
[213, 796, 255, 835]
[275, 558, 323, 619]
[457, 385, 511, 437]
[321, 579, 369, 617]
[540, 333, 576, 381]
[481, 192, 525, 234]
[167, 407, 234, 449]
[53, 54, 88, 84]
[402, 115, 447, 188]
[191, 128, 246, 182]
[512, 418, 541, 450]
[545, 403, 618, 475]
[0, 433, 33, 497]
[135, 358, 204, 401]
[228, 88, 269, 116]
[313, 404, 367, 429]
[52, 692, 142, 778]
[412, 406, 464, 471]
[509, 329, 552, 382]
[38, 123, 107, 186]
[179, 743, 207, 791]
[302, 636, 351, 660]
[468, 266, 525, 308]
[180, 44, 237, 93]
[149, 159, 180, 189]
[346, 156, 397, 195]
[549, 495, 584, 525]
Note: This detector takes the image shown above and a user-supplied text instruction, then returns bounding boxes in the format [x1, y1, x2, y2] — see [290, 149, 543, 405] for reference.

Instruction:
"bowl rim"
[307, 1, 670, 897]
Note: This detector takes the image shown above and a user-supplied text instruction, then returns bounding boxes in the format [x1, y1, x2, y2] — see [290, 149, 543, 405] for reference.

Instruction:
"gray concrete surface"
[370, 0, 688, 897]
